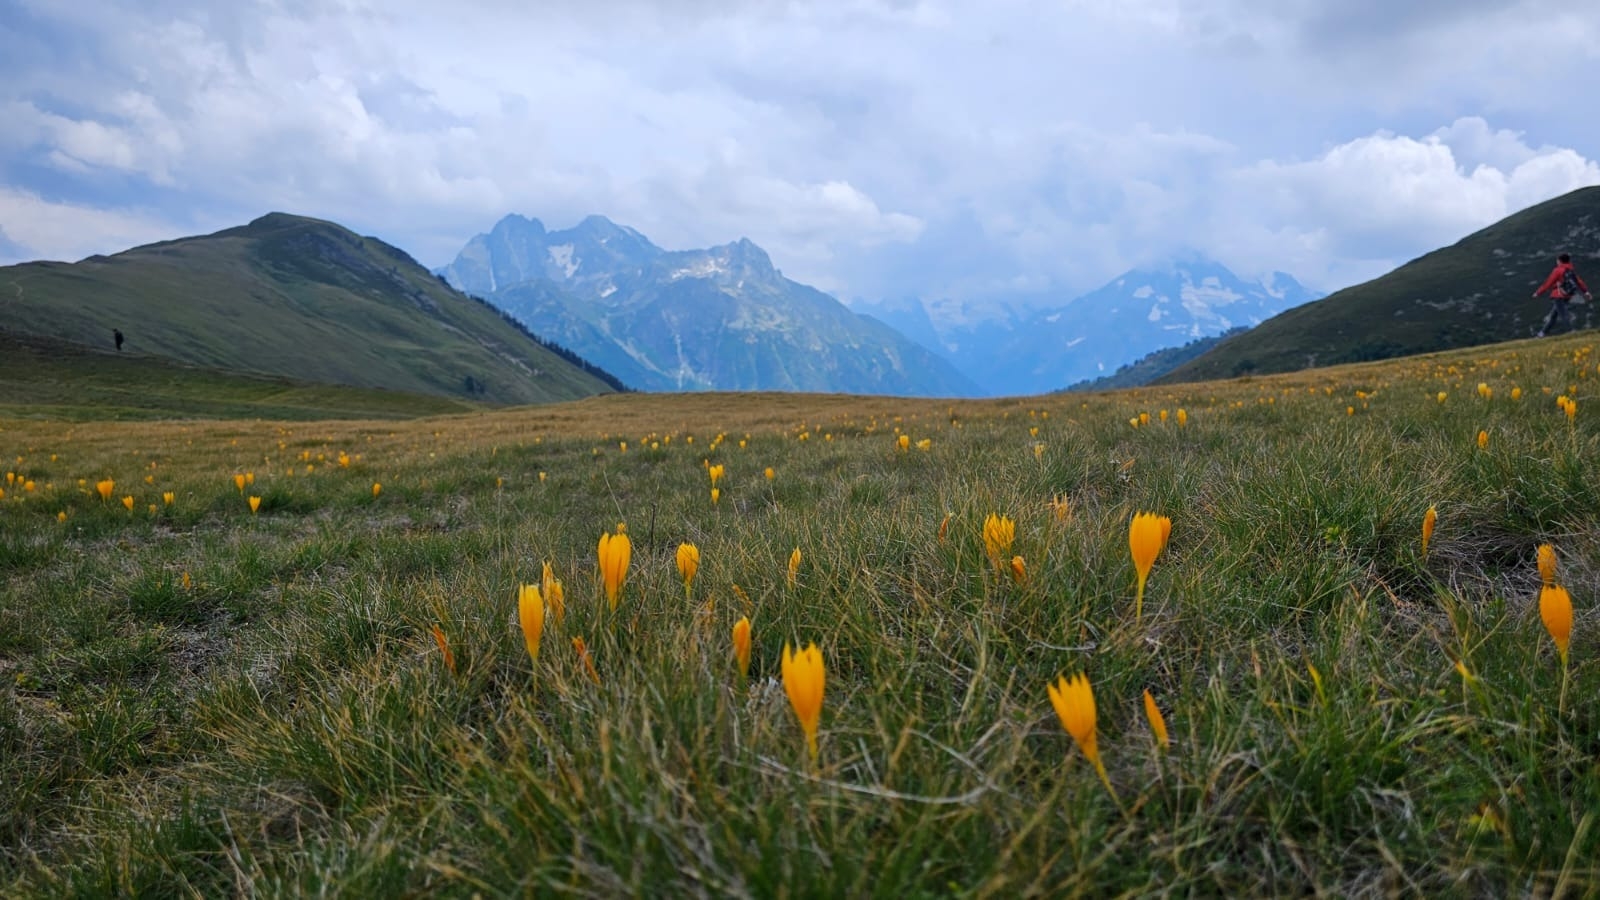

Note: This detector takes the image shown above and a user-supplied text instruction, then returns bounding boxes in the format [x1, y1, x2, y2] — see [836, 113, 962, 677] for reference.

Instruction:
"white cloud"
[2, 0, 1598, 306]
[0, 188, 193, 264]
[1212, 121, 1600, 286]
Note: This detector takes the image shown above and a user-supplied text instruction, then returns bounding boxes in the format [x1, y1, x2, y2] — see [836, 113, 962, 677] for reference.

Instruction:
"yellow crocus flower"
[782, 642, 826, 763]
[732, 616, 752, 682]
[1540, 584, 1572, 666]
[542, 561, 565, 625]
[1143, 689, 1169, 749]
[677, 543, 700, 596]
[1048, 672, 1116, 801]
[518, 583, 544, 665]
[1129, 511, 1171, 620]
[597, 530, 632, 611]
[982, 514, 1015, 572]
[1538, 543, 1558, 587]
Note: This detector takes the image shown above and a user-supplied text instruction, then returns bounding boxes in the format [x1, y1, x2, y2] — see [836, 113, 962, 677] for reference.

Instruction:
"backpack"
[1560, 266, 1581, 297]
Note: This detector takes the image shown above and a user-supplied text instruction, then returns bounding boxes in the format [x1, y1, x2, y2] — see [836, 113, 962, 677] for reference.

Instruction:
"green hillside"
[1063, 328, 1241, 392]
[0, 213, 618, 405]
[0, 330, 475, 421]
[1161, 185, 1600, 383]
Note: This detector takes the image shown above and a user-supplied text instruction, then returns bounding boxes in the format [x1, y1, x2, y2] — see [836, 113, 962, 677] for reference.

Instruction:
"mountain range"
[853, 260, 1319, 395]
[440, 215, 980, 396]
[10, 184, 1590, 408]
[0, 213, 618, 405]
[443, 216, 1320, 397]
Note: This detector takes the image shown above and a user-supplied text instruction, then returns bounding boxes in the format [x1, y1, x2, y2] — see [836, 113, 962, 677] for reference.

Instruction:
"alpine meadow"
[2, 331, 1597, 895]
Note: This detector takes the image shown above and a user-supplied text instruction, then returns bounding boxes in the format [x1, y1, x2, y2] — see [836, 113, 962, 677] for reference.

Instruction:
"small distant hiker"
[113, 328, 124, 351]
[1533, 253, 1593, 337]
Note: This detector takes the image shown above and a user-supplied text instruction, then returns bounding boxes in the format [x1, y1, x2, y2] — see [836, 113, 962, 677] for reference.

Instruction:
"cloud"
[0, 187, 193, 264]
[2, 0, 1598, 309]
[1213, 120, 1600, 287]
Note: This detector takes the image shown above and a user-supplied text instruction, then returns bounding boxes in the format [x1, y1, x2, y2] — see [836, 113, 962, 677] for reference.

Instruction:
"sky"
[3, 0, 1599, 308]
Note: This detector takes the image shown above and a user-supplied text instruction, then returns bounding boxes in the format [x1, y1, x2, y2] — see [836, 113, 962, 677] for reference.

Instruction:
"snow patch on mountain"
[548, 244, 578, 278]
[1180, 279, 1242, 313]
[669, 257, 728, 281]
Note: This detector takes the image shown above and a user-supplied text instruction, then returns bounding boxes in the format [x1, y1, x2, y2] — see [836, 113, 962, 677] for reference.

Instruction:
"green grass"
[2, 335, 1599, 894]
[0, 330, 478, 421]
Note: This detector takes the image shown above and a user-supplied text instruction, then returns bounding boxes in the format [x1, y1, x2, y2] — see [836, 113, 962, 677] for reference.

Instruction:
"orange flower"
[1539, 584, 1573, 665]
[518, 584, 544, 665]
[1047, 672, 1116, 800]
[597, 530, 632, 611]
[982, 514, 1014, 572]
[542, 561, 565, 625]
[96, 479, 114, 502]
[1048, 495, 1071, 522]
[233, 473, 246, 493]
[1129, 511, 1171, 620]
[1143, 689, 1169, 749]
[1537, 543, 1558, 587]
[787, 547, 801, 587]
[732, 616, 752, 682]
[573, 636, 601, 684]
[121, 495, 135, 511]
[677, 543, 700, 596]
[372, 482, 382, 498]
[1422, 505, 1438, 557]
[248, 495, 261, 514]
[782, 642, 826, 763]
[1009, 555, 1027, 585]
[431, 624, 457, 675]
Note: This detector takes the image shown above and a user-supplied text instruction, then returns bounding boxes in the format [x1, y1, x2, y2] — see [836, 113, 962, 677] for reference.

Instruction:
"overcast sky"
[3, 0, 1599, 304]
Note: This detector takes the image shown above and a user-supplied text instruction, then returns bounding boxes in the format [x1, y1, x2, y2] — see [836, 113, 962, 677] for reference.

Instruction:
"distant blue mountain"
[854, 259, 1321, 395]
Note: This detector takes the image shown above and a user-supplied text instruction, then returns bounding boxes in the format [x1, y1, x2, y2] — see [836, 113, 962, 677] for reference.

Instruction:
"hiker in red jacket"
[1533, 253, 1593, 337]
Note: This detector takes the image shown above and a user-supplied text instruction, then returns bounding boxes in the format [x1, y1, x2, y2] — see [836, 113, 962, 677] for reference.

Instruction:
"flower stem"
[1091, 757, 1123, 812]
[1559, 653, 1570, 718]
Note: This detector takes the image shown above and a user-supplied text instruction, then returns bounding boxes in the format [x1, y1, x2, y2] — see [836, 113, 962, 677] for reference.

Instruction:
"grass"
[0, 330, 479, 421]
[1, 334, 1599, 895]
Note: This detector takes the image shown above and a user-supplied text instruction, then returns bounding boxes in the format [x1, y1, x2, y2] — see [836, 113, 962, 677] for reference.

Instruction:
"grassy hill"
[3, 331, 1599, 894]
[0, 330, 475, 420]
[1063, 328, 1241, 392]
[0, 213, 618, 405]
[1160, 185, 1600, 383]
